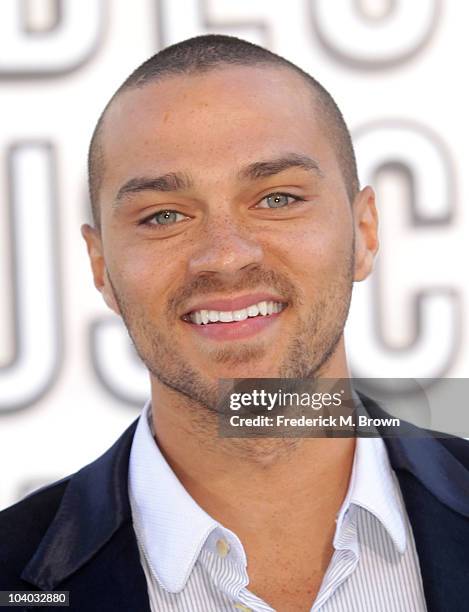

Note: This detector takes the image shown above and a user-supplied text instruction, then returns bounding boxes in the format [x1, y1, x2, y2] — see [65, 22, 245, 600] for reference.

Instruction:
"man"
[1, 34, 469, 612]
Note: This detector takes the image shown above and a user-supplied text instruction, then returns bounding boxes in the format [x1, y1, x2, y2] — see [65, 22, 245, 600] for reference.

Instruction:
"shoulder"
[401, 419, 469, 471]
[359, 389, 469, 470]
[0, 477, 70, 588]
[434, 433, 469, 467]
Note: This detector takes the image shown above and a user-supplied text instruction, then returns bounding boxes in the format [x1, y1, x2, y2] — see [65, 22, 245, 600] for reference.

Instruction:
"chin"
[212, 363, 280, 380]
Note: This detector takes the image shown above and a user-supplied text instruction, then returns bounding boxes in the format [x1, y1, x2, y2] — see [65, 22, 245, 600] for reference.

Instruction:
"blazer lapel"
[362, 393, 469, 612]
[394, 467, 469, 612]
[58, 520, 151, 612]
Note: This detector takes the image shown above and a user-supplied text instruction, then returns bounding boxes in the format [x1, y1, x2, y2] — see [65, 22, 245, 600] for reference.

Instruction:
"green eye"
[267, 194, 291, 208]
[257, 192, 304, 209]
[140, 210, 187, 227]
[154, 210, 180, 224]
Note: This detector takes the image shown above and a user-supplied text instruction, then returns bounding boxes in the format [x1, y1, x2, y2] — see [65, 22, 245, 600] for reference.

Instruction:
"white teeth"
[200, 310, 209, 325]
[208, 310, 219, 323]
[187, 299, 286, 325]
[233, 308, 249, 321]
[247, 304, 259, 317]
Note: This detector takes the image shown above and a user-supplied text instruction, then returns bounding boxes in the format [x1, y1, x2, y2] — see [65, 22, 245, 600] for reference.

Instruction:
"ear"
[81, 224, 121, 315]
[352, 186, 379, 282]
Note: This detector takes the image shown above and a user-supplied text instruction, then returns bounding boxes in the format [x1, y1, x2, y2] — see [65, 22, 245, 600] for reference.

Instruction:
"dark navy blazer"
[1, 394, 469, 611]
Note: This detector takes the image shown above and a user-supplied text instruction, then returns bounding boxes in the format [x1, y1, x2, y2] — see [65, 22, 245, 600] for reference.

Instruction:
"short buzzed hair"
[88, 34, 359, 229]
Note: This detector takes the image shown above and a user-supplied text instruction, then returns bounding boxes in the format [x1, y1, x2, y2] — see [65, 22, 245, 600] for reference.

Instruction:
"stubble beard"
[107, 251, 355, 417]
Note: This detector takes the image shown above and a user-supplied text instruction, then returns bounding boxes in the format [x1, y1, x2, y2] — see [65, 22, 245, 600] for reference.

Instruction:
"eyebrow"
[113, 153, 323, 208]
[113, 172, 192, 207]
[238, 153, 324, 181]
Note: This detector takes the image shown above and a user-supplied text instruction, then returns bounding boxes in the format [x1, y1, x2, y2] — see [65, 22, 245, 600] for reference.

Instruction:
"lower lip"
[182, 308, 286, 341]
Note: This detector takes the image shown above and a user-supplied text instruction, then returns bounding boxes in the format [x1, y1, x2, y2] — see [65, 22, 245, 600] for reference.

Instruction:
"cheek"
[286, 220, 352, 272]
[107, 247, 176, 310]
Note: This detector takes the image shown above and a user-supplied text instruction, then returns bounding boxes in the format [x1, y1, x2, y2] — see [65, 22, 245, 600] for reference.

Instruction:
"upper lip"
[182, 292, 288, 316]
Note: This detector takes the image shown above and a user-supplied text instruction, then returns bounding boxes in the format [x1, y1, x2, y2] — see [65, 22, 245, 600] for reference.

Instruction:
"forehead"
[99, 66, 333, 195]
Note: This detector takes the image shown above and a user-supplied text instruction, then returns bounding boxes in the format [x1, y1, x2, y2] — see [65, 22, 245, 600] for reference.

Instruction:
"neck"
[148, 340, 355, 541]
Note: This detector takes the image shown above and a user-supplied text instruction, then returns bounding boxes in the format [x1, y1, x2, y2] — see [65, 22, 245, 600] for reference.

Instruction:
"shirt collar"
[129, 398, 408, 595]
[128, 401, 246, 594]
[335, 434, 407, 554]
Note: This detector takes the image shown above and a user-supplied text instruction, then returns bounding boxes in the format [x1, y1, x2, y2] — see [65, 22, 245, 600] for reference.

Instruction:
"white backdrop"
[0, 0, 467, 510]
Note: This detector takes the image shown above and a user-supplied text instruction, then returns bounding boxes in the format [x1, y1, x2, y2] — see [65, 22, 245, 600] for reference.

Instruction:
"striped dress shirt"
[128, 401, 427, 611]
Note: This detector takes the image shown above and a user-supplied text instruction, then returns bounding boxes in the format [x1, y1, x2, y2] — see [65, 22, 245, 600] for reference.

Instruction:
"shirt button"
[216, 538, 230, 558]
[234, 605, 252, 612]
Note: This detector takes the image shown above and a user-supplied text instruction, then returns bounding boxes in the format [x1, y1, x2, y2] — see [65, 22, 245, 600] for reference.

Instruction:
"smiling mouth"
[181, 299, 288, 325]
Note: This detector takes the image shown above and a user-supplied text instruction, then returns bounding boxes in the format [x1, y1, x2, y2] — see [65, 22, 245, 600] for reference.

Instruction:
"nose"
[188, 215, 264, 277]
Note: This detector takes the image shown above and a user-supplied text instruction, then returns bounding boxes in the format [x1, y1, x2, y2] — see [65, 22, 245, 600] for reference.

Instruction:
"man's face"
[83, 65, 377, 412]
